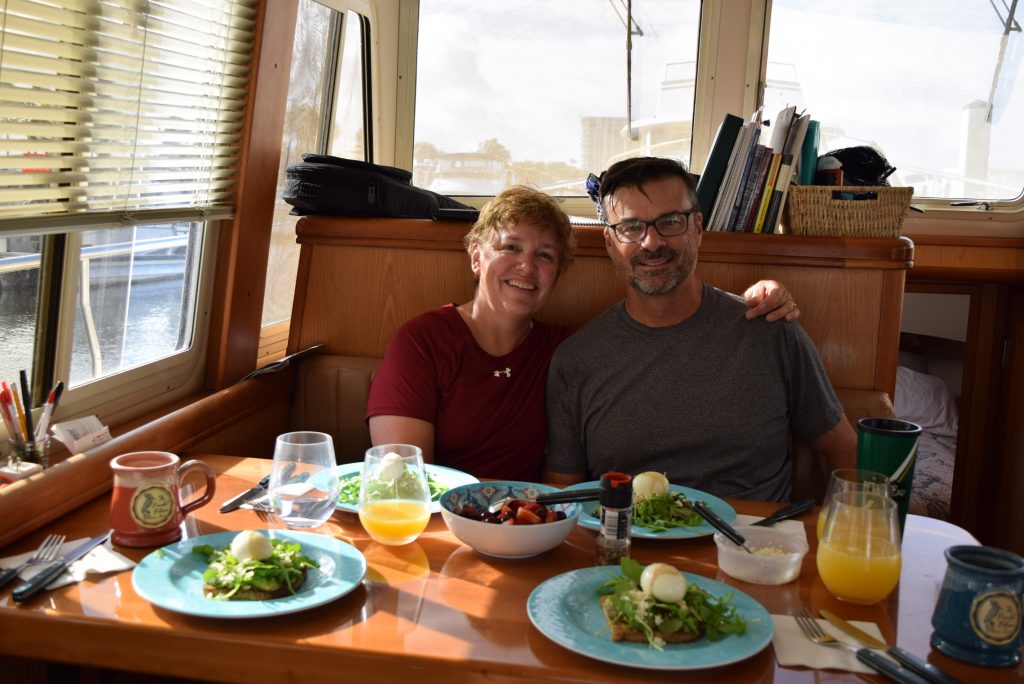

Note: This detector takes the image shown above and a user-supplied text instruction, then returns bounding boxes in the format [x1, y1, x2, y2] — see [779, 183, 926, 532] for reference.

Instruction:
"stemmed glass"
[817, 468, 891, 538]
[358, 444, 431, 546]
[816, 489, 902, 604]
[268, 431, 340, 529]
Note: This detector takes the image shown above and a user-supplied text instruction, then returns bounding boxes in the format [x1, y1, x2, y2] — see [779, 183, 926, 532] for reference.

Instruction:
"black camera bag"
[283, 154, 473, 218]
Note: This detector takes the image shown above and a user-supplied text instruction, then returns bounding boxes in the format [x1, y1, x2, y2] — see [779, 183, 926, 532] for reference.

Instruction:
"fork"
[793, 608, 859, 653]
[0, 534, 66, 590]
[792, 609, 931, 684]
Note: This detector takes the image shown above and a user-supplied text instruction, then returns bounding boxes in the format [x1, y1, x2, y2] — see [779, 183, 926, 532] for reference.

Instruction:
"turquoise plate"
[564, 481, 736, 539]
[132, 530, 366, 618]
[334, 462, 480, 514]
[527, 567, 772, 670]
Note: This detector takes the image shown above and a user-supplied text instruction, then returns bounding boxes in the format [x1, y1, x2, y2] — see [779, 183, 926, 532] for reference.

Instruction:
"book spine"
[753, 154, 783, 233]
[763, 153, 793, 234]
[734, 145, 768, 232]
[741, 149, 773, 232]
[724, 127, 761, 231]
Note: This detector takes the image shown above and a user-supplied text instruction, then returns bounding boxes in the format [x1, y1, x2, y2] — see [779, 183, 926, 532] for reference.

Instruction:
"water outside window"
[69, 224, 201, 386]
[0, 235, 41, 386]
[765, 0, 1024, 201]
[413, 0, 701, 196]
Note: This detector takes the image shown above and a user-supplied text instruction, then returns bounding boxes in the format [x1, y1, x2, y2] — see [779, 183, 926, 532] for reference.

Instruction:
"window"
[262, 1, 371, 336]
[70, 224, 202, 386]
[412, 0, 702, 197]
[0, 0, 256, 433]
[765, 0, 1024, 203]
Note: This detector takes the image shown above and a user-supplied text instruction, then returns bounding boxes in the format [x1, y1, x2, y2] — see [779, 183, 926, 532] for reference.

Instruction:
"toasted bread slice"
[600, 595, 704, 644]
[204, 568, 308, 601]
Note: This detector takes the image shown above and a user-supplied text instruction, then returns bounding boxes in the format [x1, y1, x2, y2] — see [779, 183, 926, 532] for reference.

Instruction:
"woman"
[365, 186, 796, 481]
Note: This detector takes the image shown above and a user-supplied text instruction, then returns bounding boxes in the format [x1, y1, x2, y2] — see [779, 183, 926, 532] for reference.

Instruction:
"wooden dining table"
[0, 454, 1018, 683]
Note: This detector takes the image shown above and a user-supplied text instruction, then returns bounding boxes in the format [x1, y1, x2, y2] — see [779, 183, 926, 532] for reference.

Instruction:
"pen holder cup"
[7, 435, 50, 469]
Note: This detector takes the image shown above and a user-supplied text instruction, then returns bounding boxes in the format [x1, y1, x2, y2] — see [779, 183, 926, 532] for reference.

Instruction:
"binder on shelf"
[798, 120, 820, 186]
[695, 113, 743, 221]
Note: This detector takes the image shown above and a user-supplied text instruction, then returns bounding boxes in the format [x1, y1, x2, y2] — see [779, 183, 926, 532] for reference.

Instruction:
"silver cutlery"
[793, 609, 930, 684]
[0, 534, 66, 590]
[219, 473, 272, 513]
[12, 530, 111, 603]
[487, 488, 602, 514]
[751, 498, 815, 526]
[693, 501, 753, 553]
[820, 609, 962, 684]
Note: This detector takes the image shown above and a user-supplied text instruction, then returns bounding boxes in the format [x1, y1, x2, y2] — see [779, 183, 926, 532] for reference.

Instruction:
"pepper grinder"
[596, 471, 633, 565]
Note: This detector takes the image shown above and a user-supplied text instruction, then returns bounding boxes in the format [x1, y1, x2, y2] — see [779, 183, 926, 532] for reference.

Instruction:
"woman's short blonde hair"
[464, 186, 575, 274]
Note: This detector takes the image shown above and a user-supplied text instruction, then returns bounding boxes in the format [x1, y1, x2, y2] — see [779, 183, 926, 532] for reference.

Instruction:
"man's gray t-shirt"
[545, 283, 843, 501]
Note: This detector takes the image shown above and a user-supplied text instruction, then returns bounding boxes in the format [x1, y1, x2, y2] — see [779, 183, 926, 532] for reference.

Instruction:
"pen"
[34, 380, 63, 441]
[0, 387, 20, 443]
[9, 384, 28, 442]
[34, 387, 55, 441]
[19, 370, 35, 449]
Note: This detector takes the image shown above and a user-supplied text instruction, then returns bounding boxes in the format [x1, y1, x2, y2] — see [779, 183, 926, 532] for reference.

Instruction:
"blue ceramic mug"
[930, 545, 1024, 667]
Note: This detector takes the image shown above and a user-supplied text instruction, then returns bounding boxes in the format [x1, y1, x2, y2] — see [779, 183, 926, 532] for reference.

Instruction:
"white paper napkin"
[771, 615, 884, 673]
[734, 514, 808, 543]
[1, 538, 136, 590]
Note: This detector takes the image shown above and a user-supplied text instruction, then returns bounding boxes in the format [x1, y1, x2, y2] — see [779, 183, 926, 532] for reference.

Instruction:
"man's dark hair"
[598, 157, 701, 214]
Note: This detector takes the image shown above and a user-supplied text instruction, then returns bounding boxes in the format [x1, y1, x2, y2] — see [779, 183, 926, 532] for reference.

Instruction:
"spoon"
[693, 501, 754, 554]
[487, 488, 602, 514]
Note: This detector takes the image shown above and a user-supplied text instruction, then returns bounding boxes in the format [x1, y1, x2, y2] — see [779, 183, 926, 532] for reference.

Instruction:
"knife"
[857, 649, 934, 684]
[751, 498, 815, 526]
[219, 473, 272, 513]
[12, 531, 111, 603]
[821, 609, 963, 684]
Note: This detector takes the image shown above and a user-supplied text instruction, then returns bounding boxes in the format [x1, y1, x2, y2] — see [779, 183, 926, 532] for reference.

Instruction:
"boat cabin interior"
[0, 1, 1022, 681]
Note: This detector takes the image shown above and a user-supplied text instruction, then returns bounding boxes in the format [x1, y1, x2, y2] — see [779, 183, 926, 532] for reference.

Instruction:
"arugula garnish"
[193, 539, 318, 600]
[595, 557, 747, 649]
[337, 471, 444, 505]
[589, 491, 705, 531]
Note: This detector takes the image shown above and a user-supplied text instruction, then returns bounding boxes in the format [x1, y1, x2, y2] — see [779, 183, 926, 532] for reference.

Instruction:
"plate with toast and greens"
[133, 530, 366, 618]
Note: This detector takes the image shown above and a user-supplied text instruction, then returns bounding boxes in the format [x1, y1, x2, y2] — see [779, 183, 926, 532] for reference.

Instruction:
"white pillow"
[894, 366, 959, 438]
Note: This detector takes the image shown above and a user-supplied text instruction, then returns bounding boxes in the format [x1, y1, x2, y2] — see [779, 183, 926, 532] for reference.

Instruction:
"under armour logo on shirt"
[493, 367, 511, 378]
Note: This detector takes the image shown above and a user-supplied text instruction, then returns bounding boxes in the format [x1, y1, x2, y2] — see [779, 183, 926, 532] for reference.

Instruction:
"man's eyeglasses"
[605, 210, 694, 244]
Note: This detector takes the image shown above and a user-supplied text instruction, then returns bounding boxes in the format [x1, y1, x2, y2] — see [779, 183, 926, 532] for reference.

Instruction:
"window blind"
[0, 0, 257, 227]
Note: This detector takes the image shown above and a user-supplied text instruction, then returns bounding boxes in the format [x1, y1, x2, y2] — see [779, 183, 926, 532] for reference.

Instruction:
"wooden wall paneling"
[294, 246, 474, 357]
[256, 321, 290, 367]
[206, 0, 299, 389]
[909, 235, 1024, 283]
[994, 287, 1024, 554]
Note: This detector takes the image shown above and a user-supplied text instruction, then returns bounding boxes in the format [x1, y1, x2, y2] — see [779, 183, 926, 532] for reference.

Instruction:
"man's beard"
[619, 245, 696, 295]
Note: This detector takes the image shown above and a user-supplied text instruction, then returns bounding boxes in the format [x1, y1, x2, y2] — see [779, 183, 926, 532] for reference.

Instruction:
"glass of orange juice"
[817, 490, 902, 604]
[817, 468, 891, 539]
[358, 444, 431, 546]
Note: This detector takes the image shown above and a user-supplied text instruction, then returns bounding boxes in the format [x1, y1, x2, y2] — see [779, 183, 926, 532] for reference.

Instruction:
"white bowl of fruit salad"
[439, 481, 580, 559]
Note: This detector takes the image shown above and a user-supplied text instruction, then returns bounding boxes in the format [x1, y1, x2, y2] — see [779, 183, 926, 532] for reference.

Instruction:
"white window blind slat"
[0, 0, 257, 226]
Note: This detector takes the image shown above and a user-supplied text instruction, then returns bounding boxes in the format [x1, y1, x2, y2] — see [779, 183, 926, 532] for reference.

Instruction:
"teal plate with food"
[132, 530, 366, 618]
[527, 566, 772, 670]
[563, 481, 736, 539]
[334, 462, 479, 514]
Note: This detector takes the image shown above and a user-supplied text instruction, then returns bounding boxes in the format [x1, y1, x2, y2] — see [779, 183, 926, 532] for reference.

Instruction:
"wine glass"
[817, 468, 891, 539]
[816, 489, 902, 604]
[358, 444, 431, 546]
[268, 431, 340, 529]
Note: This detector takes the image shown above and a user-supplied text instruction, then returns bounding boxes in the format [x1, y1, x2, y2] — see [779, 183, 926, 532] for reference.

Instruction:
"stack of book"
[696, 107, 819, 234]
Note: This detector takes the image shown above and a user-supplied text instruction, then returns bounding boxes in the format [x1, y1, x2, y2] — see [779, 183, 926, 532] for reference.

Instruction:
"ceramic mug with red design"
[109, 451, 216, 547]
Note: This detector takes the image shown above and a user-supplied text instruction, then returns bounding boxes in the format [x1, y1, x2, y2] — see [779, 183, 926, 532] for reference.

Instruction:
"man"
[543, 157, 856, 501]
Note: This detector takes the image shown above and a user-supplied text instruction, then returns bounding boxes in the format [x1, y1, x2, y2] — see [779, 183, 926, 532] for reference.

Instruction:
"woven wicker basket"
[783, 185, 914, 238]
